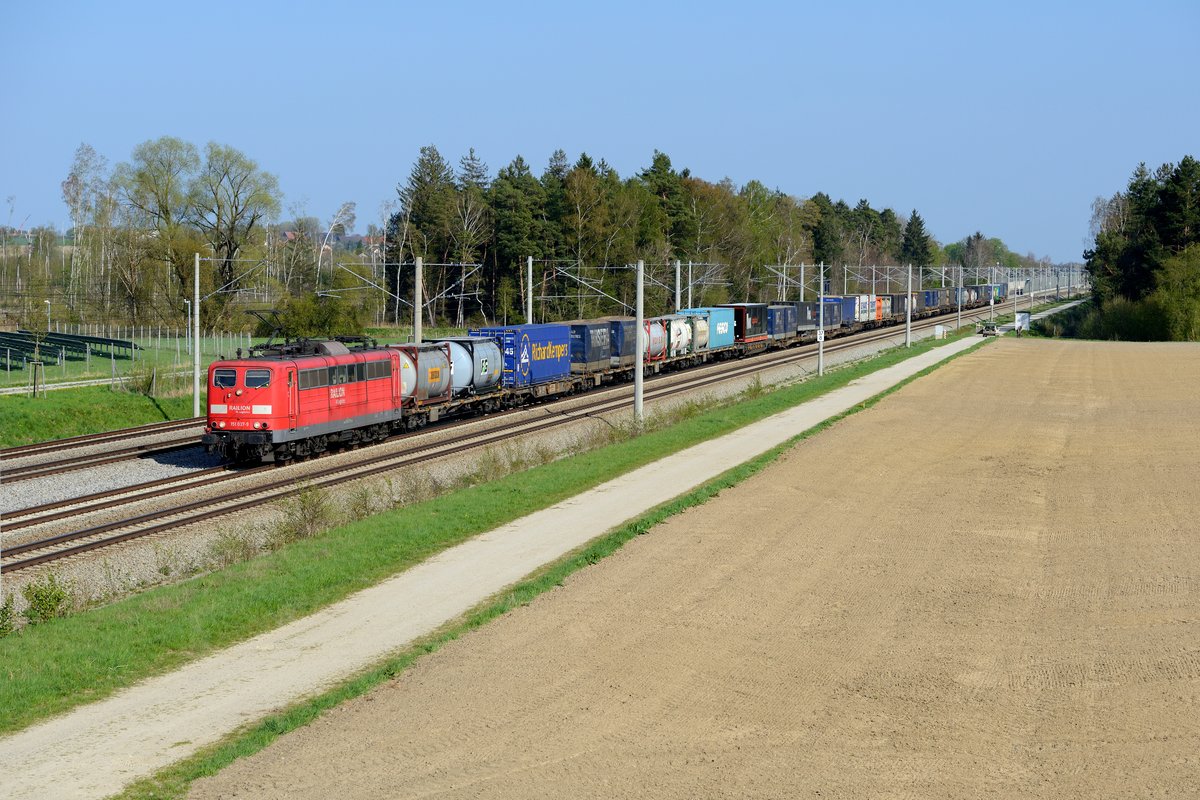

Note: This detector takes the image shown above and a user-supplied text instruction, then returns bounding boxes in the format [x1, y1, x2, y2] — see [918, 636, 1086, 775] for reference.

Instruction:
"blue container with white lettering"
[470, 324, 570, 387]
[679, 307, 736, 350]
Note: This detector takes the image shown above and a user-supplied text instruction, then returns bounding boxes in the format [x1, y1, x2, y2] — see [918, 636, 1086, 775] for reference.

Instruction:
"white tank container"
[439, 338, 501, 394]
[689, 316, 710, 351]
[643, 320, 667, 359]
[663, 316, 692, 357]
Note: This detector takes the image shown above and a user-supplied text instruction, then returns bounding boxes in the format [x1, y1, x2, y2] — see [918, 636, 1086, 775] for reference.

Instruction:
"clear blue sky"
[3, 0, 1197, 263]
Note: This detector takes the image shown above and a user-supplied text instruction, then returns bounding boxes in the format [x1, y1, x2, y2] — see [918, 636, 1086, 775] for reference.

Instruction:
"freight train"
[202, 284, 1010, 462]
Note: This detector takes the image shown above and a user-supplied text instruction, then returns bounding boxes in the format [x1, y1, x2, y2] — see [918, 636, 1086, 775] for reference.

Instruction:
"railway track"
[1, 466, 263, 532]
[0, 417, 204, 461]
[1, 303, 1024, 574]
[1, 436, 200, 483]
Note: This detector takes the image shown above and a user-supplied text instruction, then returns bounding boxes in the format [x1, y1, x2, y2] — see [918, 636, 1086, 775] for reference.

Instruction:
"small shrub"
[121, 363, 158, 396]
[468, 448, 506, 485]
[21, 573, 72, 625]
[269, 483, 334, 547]
[345, 482, 381, 522]
[153, 543, 182, 577]
[740, 375, 766, 400]
[533, 442, 558, 464]
[0, 595, 15, 637]
[209, 530, 259, 567]
[390, 471, 435, 508]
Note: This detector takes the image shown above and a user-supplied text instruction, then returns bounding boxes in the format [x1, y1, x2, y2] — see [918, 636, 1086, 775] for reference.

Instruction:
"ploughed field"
[191, 339, 1200, 799]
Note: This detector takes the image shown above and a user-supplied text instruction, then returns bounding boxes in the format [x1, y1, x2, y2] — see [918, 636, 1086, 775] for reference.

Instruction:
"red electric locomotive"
[202, 338, 398, 462]
[202, 337, 456, 462]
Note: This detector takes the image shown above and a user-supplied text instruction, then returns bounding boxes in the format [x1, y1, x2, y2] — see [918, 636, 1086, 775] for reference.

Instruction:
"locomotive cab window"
[213, 368, 236, 388]
[245, 369, 271, 388]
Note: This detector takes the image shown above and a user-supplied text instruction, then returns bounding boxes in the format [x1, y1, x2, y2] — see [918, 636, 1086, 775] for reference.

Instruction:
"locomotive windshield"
[213, 368, 236, 388]
[245, 369, 271, 388]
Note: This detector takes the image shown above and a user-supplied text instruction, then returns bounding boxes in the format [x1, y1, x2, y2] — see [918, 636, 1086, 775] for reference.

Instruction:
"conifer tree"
[900, 209, 933, 267]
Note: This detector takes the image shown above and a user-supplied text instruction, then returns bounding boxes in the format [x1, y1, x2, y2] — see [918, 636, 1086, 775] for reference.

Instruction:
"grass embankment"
[0, 386, 201, 448]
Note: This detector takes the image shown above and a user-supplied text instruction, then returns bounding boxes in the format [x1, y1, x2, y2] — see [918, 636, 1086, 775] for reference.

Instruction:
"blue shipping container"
[804, 300, 842, 328]
[470, 323, 570, 387]
[565, 320, 611, 373]
[767, 305, 797, 339]
[824, 296, 856, 324]
[794, 301, 818, 330]
[600, 316, 638, 367]
[680, 307, 735, 349]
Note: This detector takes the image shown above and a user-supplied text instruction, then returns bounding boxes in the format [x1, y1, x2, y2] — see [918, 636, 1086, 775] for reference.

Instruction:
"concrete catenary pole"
[675, 259, 681, 311]
[818, 262, 825, 376]
[1012, 274, 1018, 324]
[635, 260, 644, 425]
[957, 265, 963, 331]
[526, 256, 533, 324]
[193, 252, 201, 418]
[905, 263, 913, 347]
[414, 257, 423, 344]
[990, 262, 997, 322]
[687, 261, 693, 308]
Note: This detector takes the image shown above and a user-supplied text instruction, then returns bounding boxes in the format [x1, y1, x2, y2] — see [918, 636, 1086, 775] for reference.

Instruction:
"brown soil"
[190, 340, 1200, 799]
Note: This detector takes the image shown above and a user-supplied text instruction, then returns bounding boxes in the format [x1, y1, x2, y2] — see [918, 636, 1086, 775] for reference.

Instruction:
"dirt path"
[191, 340, 1200, 799]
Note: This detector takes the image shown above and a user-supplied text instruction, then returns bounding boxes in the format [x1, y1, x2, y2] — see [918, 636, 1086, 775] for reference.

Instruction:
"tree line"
[1, 138, 1050, 336]
[1083, 155, 1200, 340]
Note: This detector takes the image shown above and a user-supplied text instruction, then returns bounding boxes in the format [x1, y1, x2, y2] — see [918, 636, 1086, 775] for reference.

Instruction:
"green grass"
[0, 331, 984, 742]
[0, 386, 203, 448]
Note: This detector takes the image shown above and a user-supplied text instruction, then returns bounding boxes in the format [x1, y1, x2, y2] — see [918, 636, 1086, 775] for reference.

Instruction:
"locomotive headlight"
[217, 421, 226, 429]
